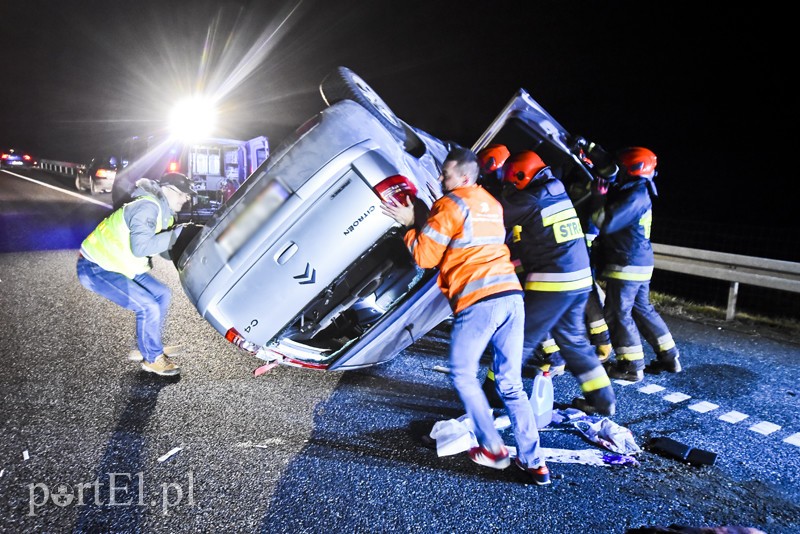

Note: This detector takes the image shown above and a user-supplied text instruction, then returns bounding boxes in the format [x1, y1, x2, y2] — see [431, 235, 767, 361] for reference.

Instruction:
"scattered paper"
[157, 447, 183, 463]
[783, 433, 800, 447]
[22, 450, 29, 461]
[663, 392, 691, 403]
[718, 411, 749, 423]
[688, 401, 719, 413]
[638, 384, 665, 394]
[749, 421, 781, 436]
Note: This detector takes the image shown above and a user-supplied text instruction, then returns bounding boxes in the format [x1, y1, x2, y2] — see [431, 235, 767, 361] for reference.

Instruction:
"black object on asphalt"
[645, 437, 717, 466]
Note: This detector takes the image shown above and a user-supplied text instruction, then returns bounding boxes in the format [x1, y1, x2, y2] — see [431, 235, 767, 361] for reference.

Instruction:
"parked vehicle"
[113, 135, 269, 223]
[1, 148, 36, 169]
[75, 155, 119, 194]
[173, 66, 599, 372]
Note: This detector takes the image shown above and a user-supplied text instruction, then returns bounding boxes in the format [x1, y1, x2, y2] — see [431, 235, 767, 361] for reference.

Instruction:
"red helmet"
[617, 147, 657, 176]
[477, 144, 511, 174]
[502, 150, 547, 190]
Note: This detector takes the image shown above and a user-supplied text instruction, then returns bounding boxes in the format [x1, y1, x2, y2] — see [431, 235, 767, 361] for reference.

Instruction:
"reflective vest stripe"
[524, 267, 593, 292]
[602, 264, 654, 281]
[450, 273, 521, 309]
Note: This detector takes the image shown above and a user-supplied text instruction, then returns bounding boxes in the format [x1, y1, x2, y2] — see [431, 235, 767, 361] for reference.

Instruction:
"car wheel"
[319, 66, 406, 143]
[89, 178, 98, 195]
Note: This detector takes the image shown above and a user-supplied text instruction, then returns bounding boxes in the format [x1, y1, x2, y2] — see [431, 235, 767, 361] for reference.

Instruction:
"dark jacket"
[500, 168, 593, 293]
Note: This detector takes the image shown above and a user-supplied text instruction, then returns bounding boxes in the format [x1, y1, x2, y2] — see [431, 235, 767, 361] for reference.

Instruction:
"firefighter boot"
[606, 359, 644, 383]
[572, 386, 616, 417]
[646, 348, 682, 374]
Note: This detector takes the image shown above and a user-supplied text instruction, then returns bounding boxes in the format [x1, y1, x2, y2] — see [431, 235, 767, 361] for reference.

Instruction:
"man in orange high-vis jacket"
[381, 147, 550, 485]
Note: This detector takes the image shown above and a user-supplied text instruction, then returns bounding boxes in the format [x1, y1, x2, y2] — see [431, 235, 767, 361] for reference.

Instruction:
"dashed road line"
[1, 169, 112, 209]
[613, 378, 798, 449]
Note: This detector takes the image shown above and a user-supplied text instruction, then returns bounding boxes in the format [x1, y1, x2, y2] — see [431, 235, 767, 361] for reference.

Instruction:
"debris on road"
[157, 447, 183, 463]
[644, 437, 717, 466]
[22, 450, 29, 461]
[431, 365, 450, 374]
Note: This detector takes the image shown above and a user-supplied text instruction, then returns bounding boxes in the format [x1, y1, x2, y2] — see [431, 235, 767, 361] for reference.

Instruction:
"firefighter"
[593, 147, 681, 382]
[381, 147, 550, 485]
[476, 145, 566, 410]
[498, 150, 616, 416]
[76, 173, 194, 376]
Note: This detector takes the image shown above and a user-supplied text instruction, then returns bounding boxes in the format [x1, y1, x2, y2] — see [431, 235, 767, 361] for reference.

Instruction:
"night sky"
[1, 1, 794, 255]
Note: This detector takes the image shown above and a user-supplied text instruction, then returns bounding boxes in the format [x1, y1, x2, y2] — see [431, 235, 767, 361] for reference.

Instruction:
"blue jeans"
[77, 256, 170, 363]
[449, 294, 542, 468]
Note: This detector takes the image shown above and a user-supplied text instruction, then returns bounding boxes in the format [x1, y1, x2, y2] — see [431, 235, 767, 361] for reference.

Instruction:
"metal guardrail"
[38, 159, 85, 178]
[652, 243, 800, 320]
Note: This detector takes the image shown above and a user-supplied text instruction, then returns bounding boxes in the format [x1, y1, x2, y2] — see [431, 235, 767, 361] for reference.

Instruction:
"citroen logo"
[293, 263, 316, 285]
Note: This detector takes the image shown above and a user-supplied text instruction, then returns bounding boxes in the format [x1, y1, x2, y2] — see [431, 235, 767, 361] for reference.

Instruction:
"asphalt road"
[1, 168, 799, 533]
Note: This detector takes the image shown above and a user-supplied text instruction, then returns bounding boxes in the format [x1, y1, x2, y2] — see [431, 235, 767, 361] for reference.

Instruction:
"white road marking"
[663, 392, 691, 403]
[612, 378, 638, 386]
[23, 450, 29, 461]
[749, 421, 781, 436]
[1, 169, 112, 209]
[783, 433, 800, 447]
[638, 384, 665, 394]
[718, 411, 749, 423]
[688, 401, 719, 413]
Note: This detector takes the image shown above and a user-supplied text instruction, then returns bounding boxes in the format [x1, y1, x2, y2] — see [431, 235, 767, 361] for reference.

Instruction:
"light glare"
[169, 97, 217, 141]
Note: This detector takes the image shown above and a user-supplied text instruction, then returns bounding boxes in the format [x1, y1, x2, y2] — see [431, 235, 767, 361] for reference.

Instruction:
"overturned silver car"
[175, 66, 597, 371]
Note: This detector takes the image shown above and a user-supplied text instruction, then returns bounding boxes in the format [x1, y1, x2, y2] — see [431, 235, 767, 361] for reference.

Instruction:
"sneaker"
[481, 377, 505, 410]
[572, 396, 616, 417]
[514, 458, 551, 485]
[595, 343, 613, 363]
[468, 445, 510, 470]
[606, 360, 644, 382]
[128, 345, 183, 362]
[646, 356, 682, 374]
[141, 354, 181, 376]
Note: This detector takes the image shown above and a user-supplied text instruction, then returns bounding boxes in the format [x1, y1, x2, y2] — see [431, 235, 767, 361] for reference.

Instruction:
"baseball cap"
[158, 172, 194, 195]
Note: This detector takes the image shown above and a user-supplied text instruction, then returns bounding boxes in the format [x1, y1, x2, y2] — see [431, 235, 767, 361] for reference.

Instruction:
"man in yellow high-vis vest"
[77, 173, 193, 376]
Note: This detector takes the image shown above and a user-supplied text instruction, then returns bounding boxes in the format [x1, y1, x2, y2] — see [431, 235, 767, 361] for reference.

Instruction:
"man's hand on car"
[380, 196, 415, 228]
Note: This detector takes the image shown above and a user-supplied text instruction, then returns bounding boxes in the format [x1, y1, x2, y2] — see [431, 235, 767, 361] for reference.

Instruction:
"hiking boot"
[606, 360, 644, 383]
[514, 458, 551, 485]
[141, 354, 181, 376]
[468, 444, 510, 470]
[128, 345, 183, 362]
[481, 377, 505, 410]
[595, 343, 613, 363]
[572, 396, 616, 417]
[646, 355, 682, 374]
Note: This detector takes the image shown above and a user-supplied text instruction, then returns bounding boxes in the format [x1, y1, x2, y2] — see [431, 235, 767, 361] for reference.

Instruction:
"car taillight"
[225, 327, 258, 354]
[1, 154, 8, 160]
[23, 155, 31, 161]
[95, 169, 116, 179]
[168, 161, 179, 173]
[374, 175, 418, 205]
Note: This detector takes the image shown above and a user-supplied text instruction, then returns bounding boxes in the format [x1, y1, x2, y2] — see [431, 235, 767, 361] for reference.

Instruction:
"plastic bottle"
[530, 371, 554, 429]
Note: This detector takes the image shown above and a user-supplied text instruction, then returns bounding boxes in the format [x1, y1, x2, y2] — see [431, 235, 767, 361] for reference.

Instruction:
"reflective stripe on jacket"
[80, 196, 163, 278]
[501, 173, 592, 293]
[598, 178, 655, 282]
[403, 184, 521, 314]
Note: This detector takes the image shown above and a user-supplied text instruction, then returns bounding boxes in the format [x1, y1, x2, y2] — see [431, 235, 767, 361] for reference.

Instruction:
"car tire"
[74, 175, 82, 191]
[319, 66, 406, 143]
[89, 178, 98, 195]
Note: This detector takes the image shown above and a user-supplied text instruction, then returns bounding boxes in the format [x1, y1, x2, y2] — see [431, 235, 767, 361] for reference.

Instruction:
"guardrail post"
[726, 281, 739, 321]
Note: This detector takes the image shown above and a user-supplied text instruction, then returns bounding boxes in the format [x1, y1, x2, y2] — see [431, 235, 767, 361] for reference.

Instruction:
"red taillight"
[95, 169, 116, 178]
[225, 327, 257, 354]
[168, 161, 179, 173]
[374, 175, 418, 205]
[23, 155, 31, 161]
[1, 154, 8, 160]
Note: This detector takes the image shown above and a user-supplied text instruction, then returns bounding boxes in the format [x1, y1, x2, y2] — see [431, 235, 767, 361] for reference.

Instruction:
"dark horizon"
[1, 1, 794, 237]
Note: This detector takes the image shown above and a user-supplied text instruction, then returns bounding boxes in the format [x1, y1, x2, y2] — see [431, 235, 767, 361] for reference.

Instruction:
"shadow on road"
[73, 372, 180, 532]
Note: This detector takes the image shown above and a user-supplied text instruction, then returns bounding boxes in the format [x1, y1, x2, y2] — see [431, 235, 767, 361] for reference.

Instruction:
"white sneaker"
[128, 345, 183, 362]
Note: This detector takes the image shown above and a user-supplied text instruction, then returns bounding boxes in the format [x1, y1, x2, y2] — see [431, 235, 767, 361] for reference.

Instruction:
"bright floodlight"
[169, 97, 216, 142]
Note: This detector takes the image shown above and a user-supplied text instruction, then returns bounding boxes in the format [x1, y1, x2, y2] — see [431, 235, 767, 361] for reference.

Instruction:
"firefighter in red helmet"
[593, 147, 681, 382]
